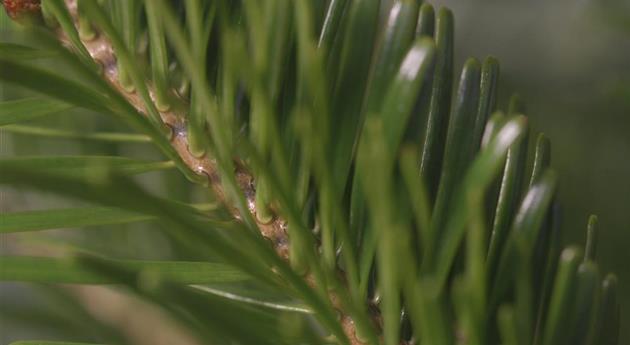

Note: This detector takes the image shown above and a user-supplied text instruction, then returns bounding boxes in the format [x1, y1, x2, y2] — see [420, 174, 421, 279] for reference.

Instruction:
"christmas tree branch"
[2, 1, 376, 344]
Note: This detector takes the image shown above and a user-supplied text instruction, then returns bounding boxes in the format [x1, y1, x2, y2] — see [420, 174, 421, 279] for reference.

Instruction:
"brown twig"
[4, 1, 374, 344]
[2, 0, 40, 20]
[58, 0, 292, 266]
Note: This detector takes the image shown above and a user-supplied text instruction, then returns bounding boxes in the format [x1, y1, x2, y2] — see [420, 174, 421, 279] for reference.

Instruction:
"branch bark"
[3, 1, 376, 344]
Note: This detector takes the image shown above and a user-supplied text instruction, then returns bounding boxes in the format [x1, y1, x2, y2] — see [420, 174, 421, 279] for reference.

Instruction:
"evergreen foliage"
[0, 1, 620, 344]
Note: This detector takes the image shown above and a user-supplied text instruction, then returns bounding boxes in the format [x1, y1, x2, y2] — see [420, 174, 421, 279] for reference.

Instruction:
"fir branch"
[2, 1, 620, 345]
[2, 1, 371, 344]
[56, 0, 291, 260]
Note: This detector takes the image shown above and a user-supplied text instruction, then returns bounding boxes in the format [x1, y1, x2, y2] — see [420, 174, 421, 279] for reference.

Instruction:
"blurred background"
[2, 0, 629, 342]
[430, 0, 630, 339]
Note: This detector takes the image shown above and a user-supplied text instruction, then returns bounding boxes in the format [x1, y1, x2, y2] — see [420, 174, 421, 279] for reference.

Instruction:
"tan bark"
[3, 1, 379, 343]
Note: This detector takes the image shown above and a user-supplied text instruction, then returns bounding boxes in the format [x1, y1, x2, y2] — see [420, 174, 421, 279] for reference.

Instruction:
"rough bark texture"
[3, 1, 372, 344]
[2, 0, 40, 20]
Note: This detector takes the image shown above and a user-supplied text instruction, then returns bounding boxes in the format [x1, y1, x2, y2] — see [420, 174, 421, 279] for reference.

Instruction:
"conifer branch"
[2, 1, 373, 344]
